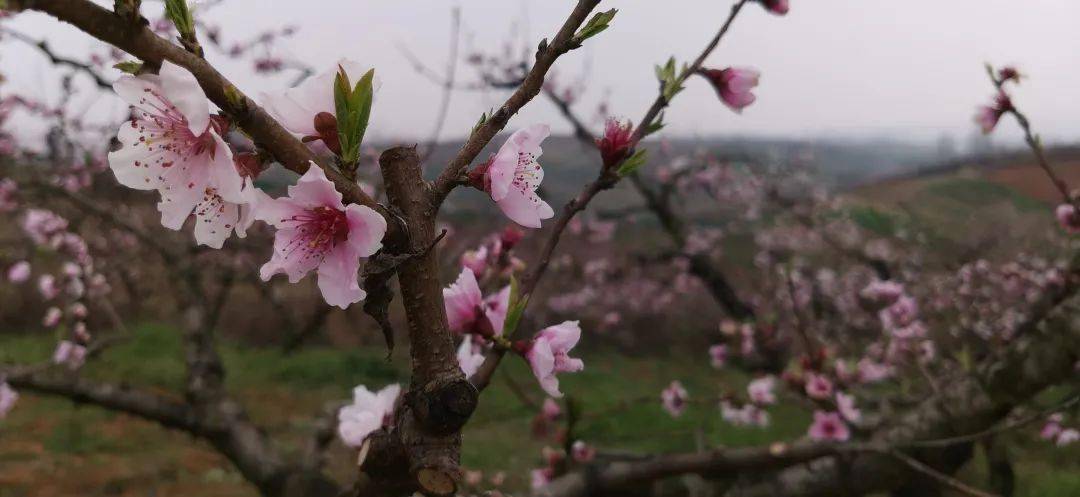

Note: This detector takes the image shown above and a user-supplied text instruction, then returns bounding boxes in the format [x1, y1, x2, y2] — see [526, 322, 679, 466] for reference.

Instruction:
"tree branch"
[16, 0, 382, 217]
[430, 0, 602, 204]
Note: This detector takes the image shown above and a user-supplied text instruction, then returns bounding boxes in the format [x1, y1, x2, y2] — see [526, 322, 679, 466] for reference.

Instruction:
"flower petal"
[159, 61, 210, 136]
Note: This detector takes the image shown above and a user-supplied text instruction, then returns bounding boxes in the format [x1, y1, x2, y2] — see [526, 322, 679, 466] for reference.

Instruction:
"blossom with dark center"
[255, 164, 386, 308]
[109, 61, 245, 246]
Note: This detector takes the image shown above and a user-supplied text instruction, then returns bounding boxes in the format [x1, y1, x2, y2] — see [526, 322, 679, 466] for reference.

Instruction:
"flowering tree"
[0, 1, 1078, 497]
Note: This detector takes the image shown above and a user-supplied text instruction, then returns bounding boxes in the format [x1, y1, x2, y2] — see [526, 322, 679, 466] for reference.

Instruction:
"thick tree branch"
[5, 368, 205, 432]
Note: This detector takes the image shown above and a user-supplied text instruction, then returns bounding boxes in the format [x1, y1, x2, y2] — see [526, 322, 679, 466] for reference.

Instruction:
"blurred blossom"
[337, 383, 400, 448]
[808, 411, 850, 442]
[6, 261, 30, 283]
[661, 380, 689, 418]
[52, 340, 87, 370]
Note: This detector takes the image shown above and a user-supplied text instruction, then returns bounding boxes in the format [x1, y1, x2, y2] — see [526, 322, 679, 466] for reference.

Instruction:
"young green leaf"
[617, 148, 648, 177]
[113, 61, 143, 74]
[501, 274, 531, 337]
[572, 9, 617, 47]
[164, 0, 194, 36]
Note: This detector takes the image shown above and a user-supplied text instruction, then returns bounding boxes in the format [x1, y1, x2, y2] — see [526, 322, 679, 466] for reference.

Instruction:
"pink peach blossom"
[541, 397, 562, 422]
[748, 376, 777, 405]
[859, 280, 904, 305]
[38, 275, 58, 301]
[525, 321, 584, 397]
[442, 268, 510, 336]
[808, 411, 850, 441]
[804, 372, 834, 400]
[52, 340, 87, 370]
[456, 339, 486, 377]
[337, 383, 401, 448]
[761, 0, 789, 15]
[109, 61, 245, 245]
[42, 307, 62, 328]
[480, 125, 554, 228]
[1055, 204, 1080, 234]
[255, 165, 386, 309]
[596, 118, 634, 169]
[709, 344, 728, 369]
[661, 380, 689, 417]
[836, 392, 861, 422]
[974, 92, 1012, 134]
[1057, 428, 1079, 446]
[699, 67, 760, 112]
[6, 261, 30, 283]
[571, 440, 596, 463]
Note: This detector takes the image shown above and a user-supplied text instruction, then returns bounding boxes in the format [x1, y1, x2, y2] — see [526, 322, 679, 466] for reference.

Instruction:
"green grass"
[1, 324, 1078, 496]
[923, 177, 1048, 212]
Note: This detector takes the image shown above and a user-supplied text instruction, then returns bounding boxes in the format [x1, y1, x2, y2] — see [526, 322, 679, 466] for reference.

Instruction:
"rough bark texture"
[374, 146, 478, 496]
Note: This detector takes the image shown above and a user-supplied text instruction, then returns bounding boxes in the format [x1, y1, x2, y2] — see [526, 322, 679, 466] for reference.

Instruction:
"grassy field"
[1, 324, 1078, 497]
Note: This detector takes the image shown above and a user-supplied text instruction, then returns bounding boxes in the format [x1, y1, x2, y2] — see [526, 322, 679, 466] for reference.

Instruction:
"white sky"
[3, 0, 1079, 147]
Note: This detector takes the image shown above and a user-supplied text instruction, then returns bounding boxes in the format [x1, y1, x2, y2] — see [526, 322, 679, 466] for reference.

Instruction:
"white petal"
[159, 61, 211, 135]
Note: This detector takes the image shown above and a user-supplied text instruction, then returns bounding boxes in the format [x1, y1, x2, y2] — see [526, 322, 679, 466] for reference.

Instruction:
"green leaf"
[642, 113, 665, 137]
[501, 274, 530, 337]
[333, 67, 375, 165]
[617, 148, 648, 177]
[113, 61, 143, 74]
[572, 9, 617, 47]
[164, 0, 194, 36]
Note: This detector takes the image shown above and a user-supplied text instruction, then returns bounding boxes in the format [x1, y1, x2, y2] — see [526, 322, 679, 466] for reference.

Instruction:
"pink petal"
[289, 164, 345, 210]
[345, 204, 387, 258]
[316, 243, 365, 308]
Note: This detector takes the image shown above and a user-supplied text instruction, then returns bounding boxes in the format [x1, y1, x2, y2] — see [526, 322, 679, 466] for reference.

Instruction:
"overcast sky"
[3, 0, 1079, 148]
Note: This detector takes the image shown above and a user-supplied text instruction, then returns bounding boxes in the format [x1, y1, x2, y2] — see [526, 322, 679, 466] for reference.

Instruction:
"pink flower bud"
[1056, 204, 1080, 234]
[698, 67, 760, 112]
[595, 118, 634, 169]
[974, 92, 1013, 134]
[42, 307, 62, 328]
[760, 0, 789, 15]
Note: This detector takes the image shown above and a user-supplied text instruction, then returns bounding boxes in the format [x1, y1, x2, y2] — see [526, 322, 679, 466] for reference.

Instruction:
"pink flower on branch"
[808, 411, 850, 442]
[523, 321, 584, 398]
[709, 344, 728, 369]
[760, 0, 790, 15]
[470, 125, 555, 228]
[456, 338, 486, 377]
[698, 67, 760, 112]
[442, 268, 509, 336]
[337, 383, 401, 448]
[748, 376, 777, 405]
[974, 92, 1013, 134]
[6, 261, 30, 283]
[255, 165, 386, 309]
[836, 392, 862, 423]
[662, 380, 689, 418]
[52, 340, 87, 370]
[1055, 204, 1080, 234]
[108, 61, 249, 247]
[596, 118, 634, 170]
[804, 372, 834, 400]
